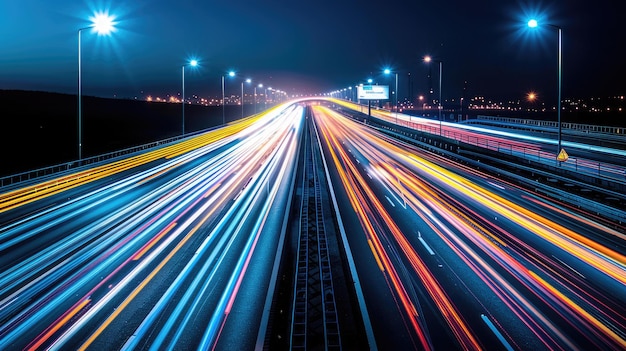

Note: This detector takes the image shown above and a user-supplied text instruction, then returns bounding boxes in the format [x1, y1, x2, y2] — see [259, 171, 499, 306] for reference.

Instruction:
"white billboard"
[357, 85, 389, 100]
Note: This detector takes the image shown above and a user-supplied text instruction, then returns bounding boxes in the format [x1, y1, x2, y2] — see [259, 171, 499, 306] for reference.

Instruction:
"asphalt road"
[0, 104, 304, 350]
[312, 104, 626, 350]
[1, 98, 625, 350]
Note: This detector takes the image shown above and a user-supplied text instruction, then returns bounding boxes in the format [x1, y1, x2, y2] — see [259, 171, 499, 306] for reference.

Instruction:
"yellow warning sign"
[557, 148, 569, 162]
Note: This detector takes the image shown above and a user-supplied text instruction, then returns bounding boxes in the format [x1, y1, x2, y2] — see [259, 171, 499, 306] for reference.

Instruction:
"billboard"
[357, 85, 389, 100]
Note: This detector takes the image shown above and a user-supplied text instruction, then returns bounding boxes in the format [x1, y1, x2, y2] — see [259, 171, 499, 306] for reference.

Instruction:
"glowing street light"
[384, 68, 399, 124]
[424, 55, 443, 135]
[222, 70, 235, 125]
[182, 59, 198, 135]
[528, 18, 563, 161]
[78, 11, 116, 160]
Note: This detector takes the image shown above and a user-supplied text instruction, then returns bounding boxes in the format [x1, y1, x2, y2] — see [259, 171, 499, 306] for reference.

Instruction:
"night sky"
[1, 0, 625, 102]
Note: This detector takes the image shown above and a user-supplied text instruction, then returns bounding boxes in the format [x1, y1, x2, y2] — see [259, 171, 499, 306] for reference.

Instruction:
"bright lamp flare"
[228, 71, 236, 77]
[190, 59, 198, 66]
[528, 19, 538, 28]
[90, 11, 116, 35]
[423, 55, 432, 63]
[384, 68, 391, 74]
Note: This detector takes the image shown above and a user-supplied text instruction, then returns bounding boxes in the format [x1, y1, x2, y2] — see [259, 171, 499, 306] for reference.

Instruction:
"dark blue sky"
[1, 0, 624, 102]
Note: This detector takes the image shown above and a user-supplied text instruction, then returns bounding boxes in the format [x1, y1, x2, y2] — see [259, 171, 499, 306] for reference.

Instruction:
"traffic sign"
[557, 148, 568, 162]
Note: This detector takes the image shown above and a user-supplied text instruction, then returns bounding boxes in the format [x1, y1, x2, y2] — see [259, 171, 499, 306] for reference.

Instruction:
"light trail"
[311, 104, 626, 350]
[0, 104, 305, 350]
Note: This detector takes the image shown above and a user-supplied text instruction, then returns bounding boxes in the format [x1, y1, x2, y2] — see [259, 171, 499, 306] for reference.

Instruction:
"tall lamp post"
[222, 70, 235, 125]
[254, 83, 263, 114]
[528, 19, 563, 160]
[78, 11, 115, 160]
[241, 78, 251, 119]
[384, 68, 398, 124]
[424, 55, 442, 135]
[182, 59, 198, 136]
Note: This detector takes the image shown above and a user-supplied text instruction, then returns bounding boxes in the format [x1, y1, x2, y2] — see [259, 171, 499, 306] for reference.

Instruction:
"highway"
[333, 99, 626, 182]
[1, 99, 625, 350]
[0, 104, 304, 350]
[311, 104, 626, 350]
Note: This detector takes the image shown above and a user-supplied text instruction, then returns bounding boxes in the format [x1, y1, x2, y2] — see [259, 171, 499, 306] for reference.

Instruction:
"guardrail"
[372, 114, 626, 184]
[475, 115, 626, 135]
[0, 128, 209, 189]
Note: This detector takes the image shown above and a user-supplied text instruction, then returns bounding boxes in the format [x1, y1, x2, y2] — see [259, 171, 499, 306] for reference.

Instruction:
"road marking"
[488, 181, 505, 190]
[383, 195, 396, 207]
[417, 232, 435, 255]
[481, 314, 514, 351]
[552, 255, 586, 279]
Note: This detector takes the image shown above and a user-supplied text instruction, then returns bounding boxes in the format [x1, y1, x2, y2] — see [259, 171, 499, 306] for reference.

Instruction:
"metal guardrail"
[475, 115, 626, 135]
[291, 112, 341, 350]
[0, 128, 211, 189]
[384, 117, 626, 185]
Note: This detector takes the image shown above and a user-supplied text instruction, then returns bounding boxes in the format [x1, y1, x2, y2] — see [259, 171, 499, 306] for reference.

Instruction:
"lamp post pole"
[528, 19, 563, 160]
[182, 65, 185, 135]
[78, 28, 85, 160]
[221, 75, 225, 125]
[395, 72, 398, 123]
[557, 26, 562, 157]
[181, 59, 198, 136]
[241, 78, 251, 119]
[222, 71, 235, 125]
[423, 56, 443, 135]
[383, 69, 399, 124]
[438, 61, 442, 135]
[77, 12, 115, 160]
[241, 81, 244, 119]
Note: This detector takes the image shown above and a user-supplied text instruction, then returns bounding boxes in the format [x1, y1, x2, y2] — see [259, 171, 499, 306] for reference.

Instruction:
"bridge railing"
[0, 130, 205, 189]
[391, 118, 626, 183]
[475, 115, 626, 135]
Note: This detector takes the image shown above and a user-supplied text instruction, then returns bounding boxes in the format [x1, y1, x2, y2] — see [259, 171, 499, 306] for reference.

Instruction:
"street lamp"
[222, 70, 235, 125]
[384, 68, 398, 124]
[528, 18, 563, 160]
[182, 59, 198, 135]
[242, 78, 251, 119]
[78, 11, 116, 160]
[255, 83, 263, 114]
[424, 55, 443, 135]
